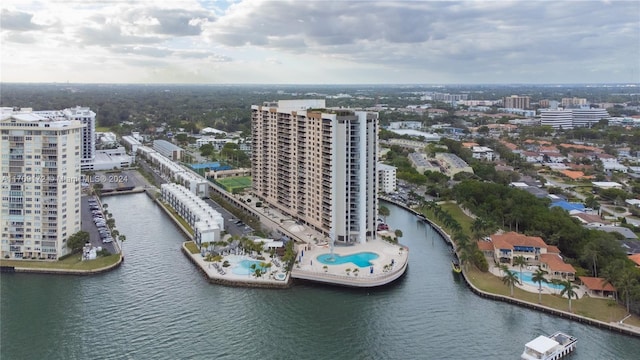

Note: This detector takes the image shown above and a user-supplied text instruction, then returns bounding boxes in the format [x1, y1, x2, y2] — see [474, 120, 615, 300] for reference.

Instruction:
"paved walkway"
[290, 239, 409, 286]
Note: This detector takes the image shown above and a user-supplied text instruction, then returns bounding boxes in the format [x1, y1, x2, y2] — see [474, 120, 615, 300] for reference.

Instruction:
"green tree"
[379, 205, 390, 223]
[581, 240, 601, 277]
[531, 267, 549, 304]
[501, 265, 519, 297]
[67, 231, 90, 253]
[559, 280, 579, 312]
[512, 256, 528, 284]
[394, 229, 403, 240]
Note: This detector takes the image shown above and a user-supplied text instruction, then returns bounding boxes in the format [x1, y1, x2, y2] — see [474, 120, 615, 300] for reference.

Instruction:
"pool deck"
[290, 238, 409, 287]
[181, 242, 291, 288]
[489, 265, 587, 299]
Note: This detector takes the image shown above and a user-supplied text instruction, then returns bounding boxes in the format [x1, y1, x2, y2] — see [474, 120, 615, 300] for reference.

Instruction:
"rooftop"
[491, 232, 547, 250]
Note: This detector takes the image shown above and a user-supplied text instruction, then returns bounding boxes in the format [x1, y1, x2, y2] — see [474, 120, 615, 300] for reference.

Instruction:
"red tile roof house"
[578, 276, 616, 298]
[539, 253, 576, 281]
[489, 232, 576, 281]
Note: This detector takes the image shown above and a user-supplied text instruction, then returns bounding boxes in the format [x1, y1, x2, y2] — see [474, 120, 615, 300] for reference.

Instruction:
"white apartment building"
[251, 100, 378, 244]
[471, 146, 495, 161]
[540, 109, 573, 129]
[377, 163, 397, 194]
[137, 146, 208, 198]
[22, 106, 95, 170]
[571, 107, 610, 128]
[153, 139, 183, 161]
[1, 108, 83, 260]
[161, 183, 223, 247]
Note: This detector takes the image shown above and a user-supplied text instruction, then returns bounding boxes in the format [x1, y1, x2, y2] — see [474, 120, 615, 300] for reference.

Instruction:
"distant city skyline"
[1, 0, 639, 85]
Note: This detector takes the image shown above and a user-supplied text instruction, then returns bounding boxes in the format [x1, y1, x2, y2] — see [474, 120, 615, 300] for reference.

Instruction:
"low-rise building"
[471, 146, 495, 161]
[578, 276, 616, 298]
[435, 153, 473, 177]
[377, 163, 397, 194]
[153, 139, 184, 161]
[161, 183, 223, 246]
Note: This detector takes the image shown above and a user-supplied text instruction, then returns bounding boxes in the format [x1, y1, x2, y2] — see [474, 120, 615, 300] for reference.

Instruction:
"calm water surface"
[1, 194, 639, 359]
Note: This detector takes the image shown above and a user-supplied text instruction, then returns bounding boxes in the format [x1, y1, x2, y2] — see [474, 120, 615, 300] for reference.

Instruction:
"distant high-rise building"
[1, 108, 83, 260]
[561, 97, 587, 108]
[503, 95, 530, 109]
[33, 106, 96, 170]
[251, 100, 378, 244]
[540, 109, 573, 129]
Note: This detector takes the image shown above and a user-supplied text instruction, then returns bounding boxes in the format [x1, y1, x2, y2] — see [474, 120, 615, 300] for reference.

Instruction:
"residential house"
[629, 254, 640, 268]
[490, 232, 548, 264]
[574, 213, 610, 227]
[543, 152, 567, 163]
[522, 151, 543, 163]
[539, 253, 576, 281]
[489, 232, 575, 281]
[578, 277, 616, 298]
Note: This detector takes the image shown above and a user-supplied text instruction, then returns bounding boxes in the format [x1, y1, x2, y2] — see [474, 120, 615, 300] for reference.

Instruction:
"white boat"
[521, 332, 577, 360]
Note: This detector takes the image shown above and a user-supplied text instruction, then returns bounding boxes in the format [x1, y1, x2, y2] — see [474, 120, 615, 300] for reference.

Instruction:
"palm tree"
[616, 268, 639, 313]
[559, 280, 579, 312]
[118, 234, 126, 248]
[471, 217, 493, 241]
[379, 205, 390, 223]
[454, 232, 470, 252]
[501, 265, 519, 297]
[512, 256, 528, 284]
[580, 240, 601, 278]
[531, 267, 548, 304]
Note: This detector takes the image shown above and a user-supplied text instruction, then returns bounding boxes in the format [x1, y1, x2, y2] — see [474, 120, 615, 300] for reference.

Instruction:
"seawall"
[0, 254, 123, 276]
[379, 197, 640, 338]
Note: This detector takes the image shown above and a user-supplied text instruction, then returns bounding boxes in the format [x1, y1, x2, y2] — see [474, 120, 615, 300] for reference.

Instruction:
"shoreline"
[380, 197, 640, 338]
[0, 253, 123, 276]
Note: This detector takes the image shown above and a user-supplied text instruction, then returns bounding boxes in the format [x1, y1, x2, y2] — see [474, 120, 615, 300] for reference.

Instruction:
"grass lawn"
[421, 200, 640, 327]
[0, 253, 121, 271]
[466, 266, 639, 324]
[95, 126, 111, 133]
[419, 201, 474, 235]
[184, 241, 199, 254]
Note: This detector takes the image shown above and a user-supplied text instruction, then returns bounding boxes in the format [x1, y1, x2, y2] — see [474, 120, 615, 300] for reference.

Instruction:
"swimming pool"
[520, 272, 564, 290]
[316, 252, 379, 267]
[231, 259, 265, 275]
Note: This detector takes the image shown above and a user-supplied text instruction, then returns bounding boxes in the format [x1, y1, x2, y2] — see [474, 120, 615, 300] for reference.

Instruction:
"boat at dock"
[451, 259, 462, 274]
[521, 332, 577, 360]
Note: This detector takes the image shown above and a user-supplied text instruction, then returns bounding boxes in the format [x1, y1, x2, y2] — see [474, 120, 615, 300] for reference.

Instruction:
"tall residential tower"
[1, 108, 83, 260]
[251, 100, 378, 244]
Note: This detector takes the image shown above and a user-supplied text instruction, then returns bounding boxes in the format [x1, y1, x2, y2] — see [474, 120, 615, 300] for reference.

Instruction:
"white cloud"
[1, 0, 638, 84]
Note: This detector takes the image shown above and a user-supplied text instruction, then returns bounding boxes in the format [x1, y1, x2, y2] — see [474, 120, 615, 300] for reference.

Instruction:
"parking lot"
[80, 195, 117, 254]
[204, 198, 254, 237]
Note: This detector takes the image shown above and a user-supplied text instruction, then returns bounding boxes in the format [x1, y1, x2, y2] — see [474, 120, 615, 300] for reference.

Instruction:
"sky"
[1, 0, 639, 85]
